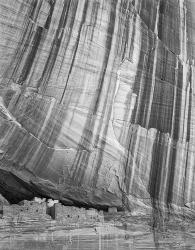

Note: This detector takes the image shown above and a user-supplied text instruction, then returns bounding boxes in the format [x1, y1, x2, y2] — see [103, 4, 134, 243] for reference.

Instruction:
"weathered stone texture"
[2, 200, 50, 221]
[0, 0, 194, 210]
[54, 203, 104, 223]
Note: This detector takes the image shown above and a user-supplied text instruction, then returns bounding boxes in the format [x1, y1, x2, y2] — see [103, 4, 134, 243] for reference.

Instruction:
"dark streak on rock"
[60, 0, 88, 103]
[38, 0, 73, 92]
[93, 0, 117, 115]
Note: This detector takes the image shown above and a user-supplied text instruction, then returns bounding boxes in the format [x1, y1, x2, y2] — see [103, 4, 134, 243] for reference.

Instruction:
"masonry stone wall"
[3, 200, 50, 221]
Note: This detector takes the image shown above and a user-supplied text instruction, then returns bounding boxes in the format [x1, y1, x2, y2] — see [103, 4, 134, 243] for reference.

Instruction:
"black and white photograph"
[0, 0, 194, 249]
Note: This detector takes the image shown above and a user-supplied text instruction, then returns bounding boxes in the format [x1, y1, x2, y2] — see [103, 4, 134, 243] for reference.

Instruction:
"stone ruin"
[2, 200, 51, 222]
[0, 198, 104, 224]
[53, 203, 104, 224]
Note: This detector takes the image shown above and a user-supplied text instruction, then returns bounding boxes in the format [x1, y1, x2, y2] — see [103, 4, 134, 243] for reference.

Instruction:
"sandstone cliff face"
[0, 0, 194, 209]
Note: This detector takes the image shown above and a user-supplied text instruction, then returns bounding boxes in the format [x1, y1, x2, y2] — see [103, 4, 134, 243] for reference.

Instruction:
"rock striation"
[0, 0, 195, 210]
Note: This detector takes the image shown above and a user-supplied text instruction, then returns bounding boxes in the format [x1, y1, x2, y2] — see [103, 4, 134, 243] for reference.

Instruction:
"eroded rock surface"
[0, 0, 195, 210]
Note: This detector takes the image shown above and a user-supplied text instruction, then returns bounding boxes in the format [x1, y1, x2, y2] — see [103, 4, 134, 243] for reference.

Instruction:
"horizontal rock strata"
[0, 0, 195, 210]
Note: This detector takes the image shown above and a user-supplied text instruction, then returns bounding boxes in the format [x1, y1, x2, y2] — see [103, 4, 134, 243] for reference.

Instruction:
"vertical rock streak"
[0, 0, 194, 209]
